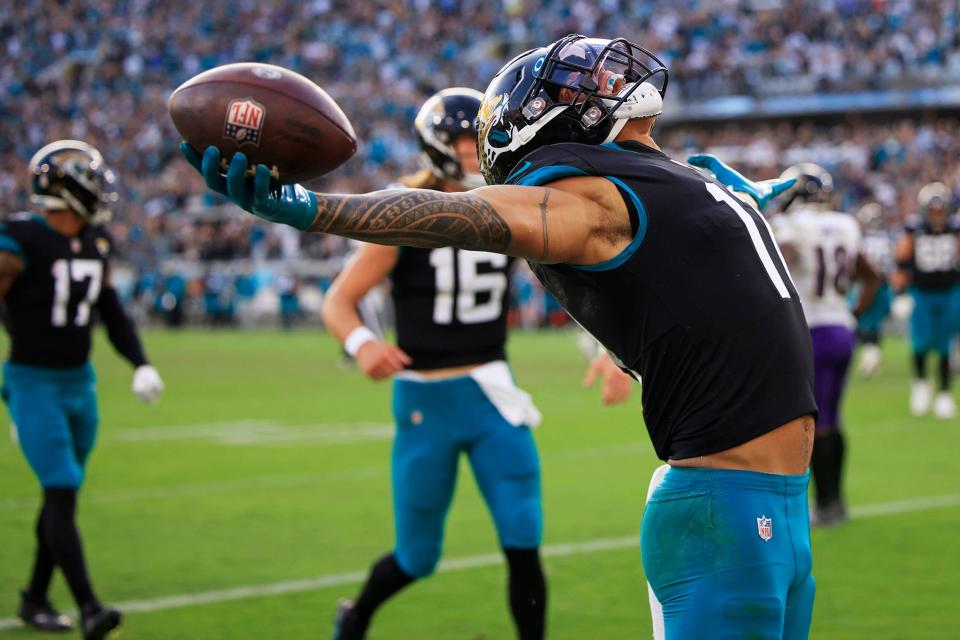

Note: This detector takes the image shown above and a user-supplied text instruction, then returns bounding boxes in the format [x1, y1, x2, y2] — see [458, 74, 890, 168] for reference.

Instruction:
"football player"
[852, 203, 895, 377]
[893, 182, 959, 418]
[182, 34, 816, 638]
[1, 141, 164, 639]
[770, 164, 882, 526]
[321, 89, 546, 640]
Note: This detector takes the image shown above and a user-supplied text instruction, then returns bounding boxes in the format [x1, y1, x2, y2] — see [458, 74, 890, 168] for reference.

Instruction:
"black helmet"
[29, 140, 117, 223]
[477, 34, 668, 185]
[778, 162, 834, 211]
[414, 87, 484, 187]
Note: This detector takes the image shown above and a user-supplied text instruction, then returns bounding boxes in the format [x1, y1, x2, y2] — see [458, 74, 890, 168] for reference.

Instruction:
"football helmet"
[917, 181, 951, 217]
[856, 202, 884, 230]
[778, 162, 833, 211]
[477, 34, 668, 185]
[414, 88, 485, 188]
[28, 140, 117, 223]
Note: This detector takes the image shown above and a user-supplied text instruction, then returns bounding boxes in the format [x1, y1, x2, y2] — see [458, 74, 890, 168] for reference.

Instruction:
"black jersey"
[0, 214, 114, 368]
[507, 141, 816, 461]
[902, 216, 959, 291]
[391, 246, 513, 370]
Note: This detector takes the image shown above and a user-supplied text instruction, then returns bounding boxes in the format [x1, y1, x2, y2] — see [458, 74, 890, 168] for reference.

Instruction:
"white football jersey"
[771, 209, 862, 329]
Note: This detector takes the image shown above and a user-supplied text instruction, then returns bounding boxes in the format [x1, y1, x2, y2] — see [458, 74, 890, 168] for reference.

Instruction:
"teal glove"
[687, 154, 795, 212]
[179, 143, 318, 231]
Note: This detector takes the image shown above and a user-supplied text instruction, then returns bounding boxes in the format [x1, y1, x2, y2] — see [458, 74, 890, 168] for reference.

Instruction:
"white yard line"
[1, 492, 957, 630]
[112, 420, 394, 446]
[0, 441, 650, 511]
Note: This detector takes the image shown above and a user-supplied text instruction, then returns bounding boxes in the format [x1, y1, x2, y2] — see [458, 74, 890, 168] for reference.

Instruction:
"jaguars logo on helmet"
[28, 140, 117, 224]
[414, 88, 485, 188]
[477, 34, 668, 185]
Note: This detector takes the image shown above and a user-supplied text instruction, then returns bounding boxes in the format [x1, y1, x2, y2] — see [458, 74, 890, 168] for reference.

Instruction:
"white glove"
[132, 365, 164, 404]
[891, 294, 914, 321]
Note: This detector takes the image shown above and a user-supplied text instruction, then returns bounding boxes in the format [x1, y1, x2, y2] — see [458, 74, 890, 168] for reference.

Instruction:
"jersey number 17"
[51, 259, 103, 327]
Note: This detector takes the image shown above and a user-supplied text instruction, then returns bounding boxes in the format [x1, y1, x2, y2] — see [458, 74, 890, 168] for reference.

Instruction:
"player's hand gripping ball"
[179, 144, 319, 231]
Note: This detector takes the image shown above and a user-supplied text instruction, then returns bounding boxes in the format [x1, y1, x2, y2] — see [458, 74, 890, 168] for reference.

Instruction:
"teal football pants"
[910, 287, 956, 355]
[390, 374, 542, 578]
[3, 362, 99, 489]
[642, 466, 814, 639]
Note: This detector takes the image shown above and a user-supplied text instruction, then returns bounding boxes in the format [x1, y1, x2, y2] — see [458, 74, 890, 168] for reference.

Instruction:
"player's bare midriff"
[668, 415, 815, 476]
[405, 363, 486, 380]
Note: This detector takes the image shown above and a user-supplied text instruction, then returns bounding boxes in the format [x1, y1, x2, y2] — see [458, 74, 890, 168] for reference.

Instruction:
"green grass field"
[0, 329, 958, 639]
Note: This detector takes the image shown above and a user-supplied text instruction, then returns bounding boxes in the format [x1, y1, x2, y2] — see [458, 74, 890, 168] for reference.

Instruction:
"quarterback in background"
[321, 89, 546, 640]
[893, 182, 959, 419]
[771, 164, 882, 526]
[0, 141, 164, 639]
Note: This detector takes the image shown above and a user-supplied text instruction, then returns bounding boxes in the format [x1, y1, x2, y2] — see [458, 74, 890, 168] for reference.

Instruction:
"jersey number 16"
[430, 248, 508, 325]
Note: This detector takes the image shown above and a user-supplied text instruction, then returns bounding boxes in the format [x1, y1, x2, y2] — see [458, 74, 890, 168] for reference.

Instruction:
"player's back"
[391, 246, 514, 370]
[506, 141, 815, 461]
[0, 214, 112, 368]
[771, 208, 861, 329]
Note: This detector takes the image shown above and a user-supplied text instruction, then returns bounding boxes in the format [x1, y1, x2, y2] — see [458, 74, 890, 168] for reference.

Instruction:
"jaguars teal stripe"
[510, 165, 587, 186]
[0, 234, 25, 264]
[573, 176, 648, 272]
[505, 161, 532, 184]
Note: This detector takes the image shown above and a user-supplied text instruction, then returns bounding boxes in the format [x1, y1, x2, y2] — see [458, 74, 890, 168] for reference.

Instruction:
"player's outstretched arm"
[181, 145, 618, 264]
[0, 251, 24, 300]
[322, 243, 411, 380]
[687, 154, 795, 211]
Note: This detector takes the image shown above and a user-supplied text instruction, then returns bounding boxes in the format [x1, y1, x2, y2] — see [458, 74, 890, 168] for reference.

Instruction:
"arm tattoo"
[538, 188, 551, 261]
[309, 189, 511, 252]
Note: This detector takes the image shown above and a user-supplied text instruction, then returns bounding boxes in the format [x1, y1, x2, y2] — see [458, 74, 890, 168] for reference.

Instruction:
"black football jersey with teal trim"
[902, 216, 959, 291]
[0, 214, 114, 368]
[391, 246, 514, 370]
[507, 141, 816, 461]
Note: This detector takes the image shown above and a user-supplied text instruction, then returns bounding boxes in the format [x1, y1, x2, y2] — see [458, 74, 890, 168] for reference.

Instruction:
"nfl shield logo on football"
[756, 515, 773, 542]
[223, 98, 266, 146]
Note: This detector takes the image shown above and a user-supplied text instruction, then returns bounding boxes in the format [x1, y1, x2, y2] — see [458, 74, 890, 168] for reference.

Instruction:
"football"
[168, 62, 357, 183]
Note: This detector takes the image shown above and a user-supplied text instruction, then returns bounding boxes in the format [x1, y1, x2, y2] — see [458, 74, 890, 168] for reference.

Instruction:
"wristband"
[344, 326, 377, 357]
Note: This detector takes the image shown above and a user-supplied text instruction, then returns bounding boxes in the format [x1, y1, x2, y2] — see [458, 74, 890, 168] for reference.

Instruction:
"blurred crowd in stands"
[2, 0, 960, 325]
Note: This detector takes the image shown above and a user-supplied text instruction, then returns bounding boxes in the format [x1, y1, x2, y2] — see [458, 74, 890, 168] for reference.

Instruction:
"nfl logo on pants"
[756, 515, 773, 542]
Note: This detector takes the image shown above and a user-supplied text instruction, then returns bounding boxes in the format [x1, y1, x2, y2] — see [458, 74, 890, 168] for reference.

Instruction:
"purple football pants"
[810, 325, 855, 432]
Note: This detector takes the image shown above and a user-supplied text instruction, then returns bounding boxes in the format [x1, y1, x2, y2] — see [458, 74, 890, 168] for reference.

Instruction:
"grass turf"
[0, 329, 957, 639]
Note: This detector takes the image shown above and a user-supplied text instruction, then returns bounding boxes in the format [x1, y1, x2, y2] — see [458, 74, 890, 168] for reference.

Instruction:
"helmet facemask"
[477, 35, 668, 185]
[531, 36, 668, 141]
